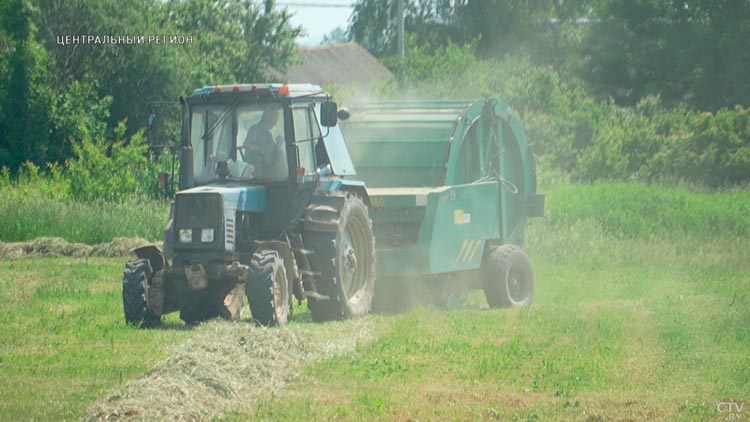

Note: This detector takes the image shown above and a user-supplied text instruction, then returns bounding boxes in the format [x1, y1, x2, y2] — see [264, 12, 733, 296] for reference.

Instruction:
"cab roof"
[190, 83, 327, 99]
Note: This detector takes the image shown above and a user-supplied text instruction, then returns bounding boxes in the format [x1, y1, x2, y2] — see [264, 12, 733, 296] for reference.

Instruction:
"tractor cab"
[180, 83, 353, 188]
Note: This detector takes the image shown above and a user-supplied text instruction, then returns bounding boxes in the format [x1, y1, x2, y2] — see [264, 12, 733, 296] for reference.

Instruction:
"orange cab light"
[278, 85, 290, 96]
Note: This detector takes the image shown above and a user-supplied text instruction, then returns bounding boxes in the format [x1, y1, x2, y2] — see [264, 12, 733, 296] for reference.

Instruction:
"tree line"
[1, 0, 748, 190]
[350, 0, 750, 112]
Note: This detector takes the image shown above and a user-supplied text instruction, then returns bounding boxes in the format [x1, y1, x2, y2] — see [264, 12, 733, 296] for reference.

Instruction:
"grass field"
[246, 221, 749, 421]
[0, 183, 748, 421]
[0, 258, 192, 421]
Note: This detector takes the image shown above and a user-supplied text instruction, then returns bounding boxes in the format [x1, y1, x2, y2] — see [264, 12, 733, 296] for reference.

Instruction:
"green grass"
[2, 181, 747, 244]
[244, 188, 750, 421]
[0, 182, 748, 421]
[545, 182, 750, 239]
[0, 186, 169, 243]
[0, 257, 191, 422]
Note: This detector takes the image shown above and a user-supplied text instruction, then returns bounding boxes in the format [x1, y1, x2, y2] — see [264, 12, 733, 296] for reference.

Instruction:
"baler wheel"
[483, 245, 534, 307]
[304, 195, 375, 321]
[246, 250, 289, 326]
[122, 259, 161, 328]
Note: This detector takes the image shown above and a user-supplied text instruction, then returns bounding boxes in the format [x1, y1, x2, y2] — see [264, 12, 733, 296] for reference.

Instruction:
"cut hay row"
[0, 237, 154, 259]
[85, 317, 377, 421]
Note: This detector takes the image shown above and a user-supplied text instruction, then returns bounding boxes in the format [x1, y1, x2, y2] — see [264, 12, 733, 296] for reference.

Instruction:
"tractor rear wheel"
[483, 245, 534, 307]
[305, 195, 375, 321]
[123, 259, 161, 328]
[246, 250, 289, 326]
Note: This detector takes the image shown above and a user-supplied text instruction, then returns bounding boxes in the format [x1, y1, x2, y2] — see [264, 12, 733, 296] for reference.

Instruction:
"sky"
[275, 1, 355, 45]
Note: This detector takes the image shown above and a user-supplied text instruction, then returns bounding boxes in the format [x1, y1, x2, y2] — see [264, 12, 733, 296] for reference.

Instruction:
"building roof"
[282, 43, 393, 95]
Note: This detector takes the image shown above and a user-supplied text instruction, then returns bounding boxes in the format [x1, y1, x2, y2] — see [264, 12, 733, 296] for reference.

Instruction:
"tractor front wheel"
[483, 245, 534, 307]
[123, 259, 161, 328]
[246, 250, 289, 326]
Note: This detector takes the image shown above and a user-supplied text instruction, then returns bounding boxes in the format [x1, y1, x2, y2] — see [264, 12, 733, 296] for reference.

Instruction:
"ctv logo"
[718, 402, 745, 421]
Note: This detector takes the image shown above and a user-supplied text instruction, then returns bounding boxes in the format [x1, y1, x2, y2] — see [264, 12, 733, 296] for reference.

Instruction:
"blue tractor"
[123, 84, 375, 327]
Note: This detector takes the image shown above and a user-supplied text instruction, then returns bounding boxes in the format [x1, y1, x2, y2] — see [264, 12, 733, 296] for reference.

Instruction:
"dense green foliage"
[351, 0, 750, 112]
[0, 0, 301, 172]
[584, 0, 750, 110]
[350, 0, 586, 62]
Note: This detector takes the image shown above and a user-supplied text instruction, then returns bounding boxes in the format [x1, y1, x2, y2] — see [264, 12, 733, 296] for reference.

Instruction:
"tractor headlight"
[179, 229, 192, 243]
[201, 228, 215, 243]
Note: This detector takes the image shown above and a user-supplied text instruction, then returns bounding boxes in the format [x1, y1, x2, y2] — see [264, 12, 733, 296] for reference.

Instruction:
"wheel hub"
[508, 273, 524, 302]
[344, 247, 358, 273]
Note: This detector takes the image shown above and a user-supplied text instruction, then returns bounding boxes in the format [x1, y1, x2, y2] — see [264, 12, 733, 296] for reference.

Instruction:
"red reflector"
[214, 85, 220, 93]
[296, 167, 305, 177]
[278, 85, 289, 96]
[232, 84, 239, 92]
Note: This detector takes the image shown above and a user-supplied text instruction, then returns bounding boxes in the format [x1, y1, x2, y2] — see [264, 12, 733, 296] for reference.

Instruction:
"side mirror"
[337, 107, 351, 121]
[320, 101, 338, 127]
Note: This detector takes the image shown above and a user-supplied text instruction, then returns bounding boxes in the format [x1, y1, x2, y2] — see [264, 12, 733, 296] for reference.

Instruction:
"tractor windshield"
[190, 102, 288, 183]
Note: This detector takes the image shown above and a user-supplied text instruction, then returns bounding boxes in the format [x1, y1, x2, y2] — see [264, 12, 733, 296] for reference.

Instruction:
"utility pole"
[397, 0, 405, 58]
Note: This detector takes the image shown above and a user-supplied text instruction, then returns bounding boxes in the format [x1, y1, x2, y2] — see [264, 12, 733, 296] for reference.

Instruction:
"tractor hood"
[173, 185, 267, 253]
[178, 185, 267, 213]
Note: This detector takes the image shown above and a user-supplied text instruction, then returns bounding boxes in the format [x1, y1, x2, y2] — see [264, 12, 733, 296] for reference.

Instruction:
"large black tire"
[246, 250, 289, 326]
[483, 244, 534, 307]
[304, 195, 375, 321]
[123, 259, 161, 328]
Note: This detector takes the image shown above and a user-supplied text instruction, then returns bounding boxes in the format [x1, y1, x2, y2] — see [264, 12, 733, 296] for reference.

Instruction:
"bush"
[65, 120, 174, 201]
[580, 97, 750, 188]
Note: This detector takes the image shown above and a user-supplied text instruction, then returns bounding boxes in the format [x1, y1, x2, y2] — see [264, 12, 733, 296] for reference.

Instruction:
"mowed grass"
[245, 185, 750, 421]
[0, 257, 191, 422]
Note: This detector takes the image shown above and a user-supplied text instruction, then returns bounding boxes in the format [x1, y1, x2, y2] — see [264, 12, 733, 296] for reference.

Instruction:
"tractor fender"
[131, 245, 167, 273]
[304, 194, 346, 232]
[339, 183, 371, 207]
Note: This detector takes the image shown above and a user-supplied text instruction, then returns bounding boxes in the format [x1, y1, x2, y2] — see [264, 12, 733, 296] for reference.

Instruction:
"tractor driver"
[242, 107, 283, 178]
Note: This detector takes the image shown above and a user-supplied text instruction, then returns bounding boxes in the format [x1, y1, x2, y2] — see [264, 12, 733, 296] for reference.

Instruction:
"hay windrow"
[0, 237, 154, 258]
[85, 317, 377, 421]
